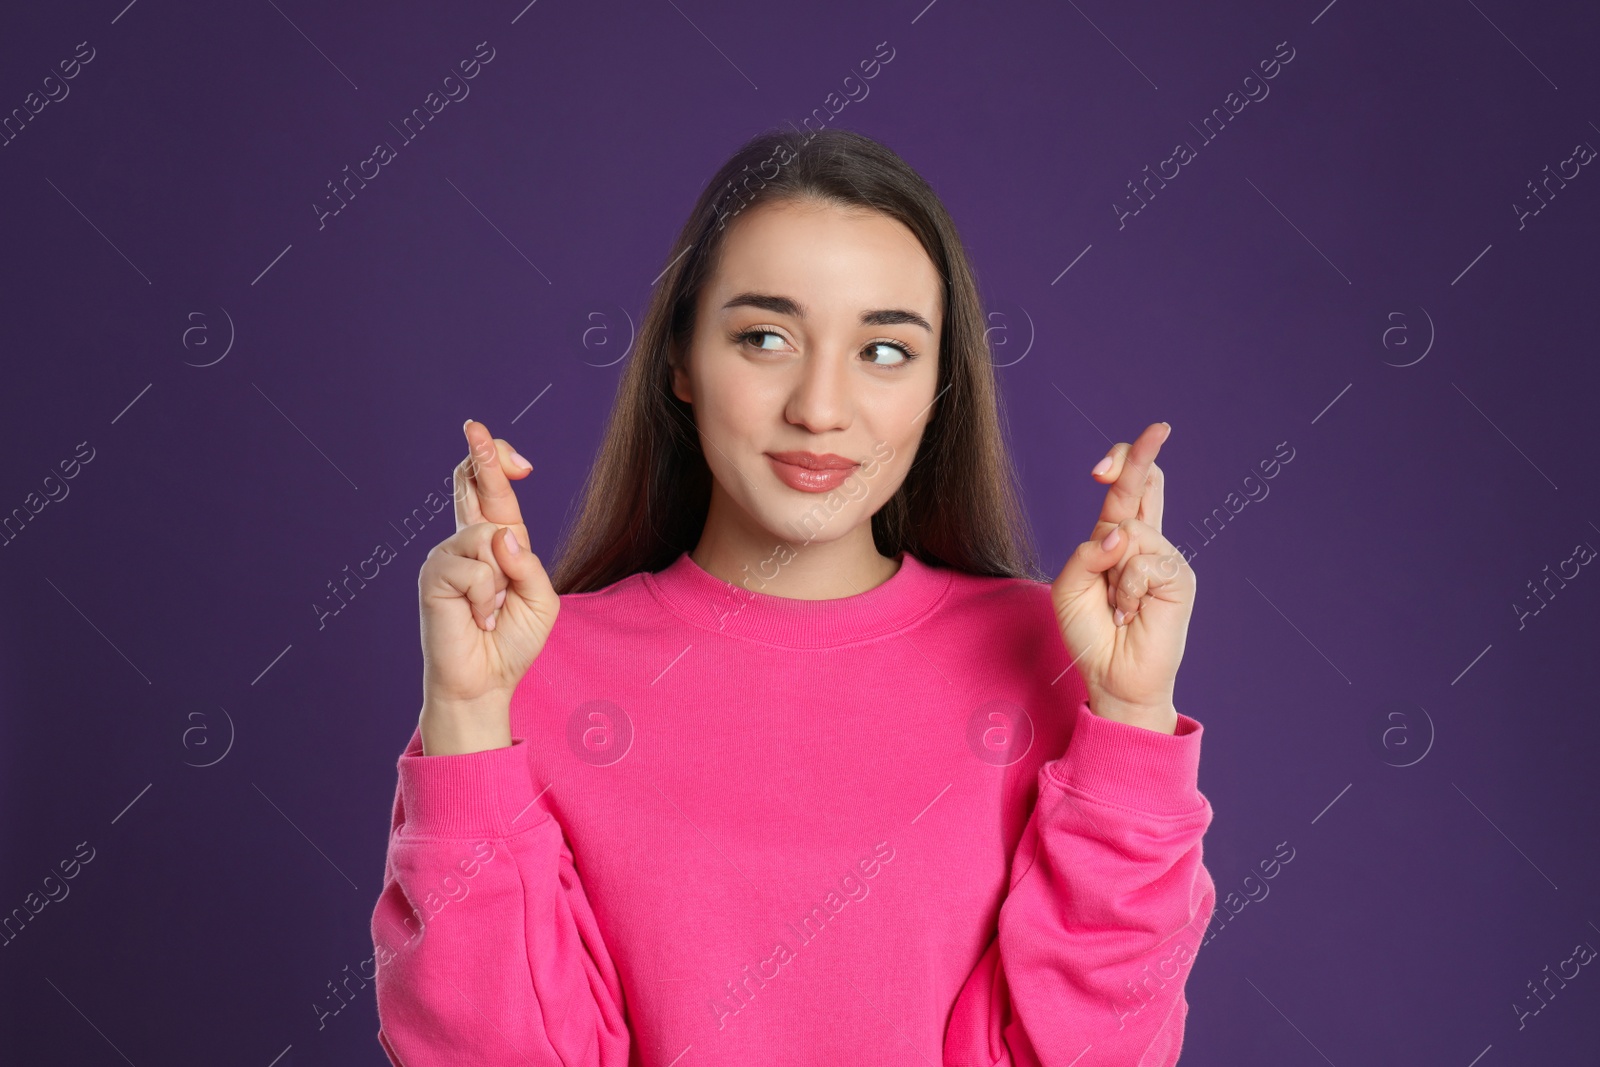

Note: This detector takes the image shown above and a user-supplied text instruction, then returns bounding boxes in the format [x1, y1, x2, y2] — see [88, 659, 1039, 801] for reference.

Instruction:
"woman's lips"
[766, 454, 860, 493]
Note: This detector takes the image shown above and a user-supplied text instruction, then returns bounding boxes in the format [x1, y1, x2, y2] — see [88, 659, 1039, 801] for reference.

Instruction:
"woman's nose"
[783, 352, 851, 434]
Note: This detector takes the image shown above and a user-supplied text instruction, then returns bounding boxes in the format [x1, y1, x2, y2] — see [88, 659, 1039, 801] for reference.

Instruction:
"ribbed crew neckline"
[642, 549, 954, 649]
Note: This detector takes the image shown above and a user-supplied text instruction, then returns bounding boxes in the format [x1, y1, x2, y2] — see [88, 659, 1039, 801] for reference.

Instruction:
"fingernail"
[1092, 455, 1113, 476]
[510, 449, 531, 470]
[494, 589, 507, 609]
[486, 611, 497, 630]
[1101, 527, 1122, 550]
[1114, 608, 1126, 626]
[504, 529, 520, 554]
[463, 418, 474, 430]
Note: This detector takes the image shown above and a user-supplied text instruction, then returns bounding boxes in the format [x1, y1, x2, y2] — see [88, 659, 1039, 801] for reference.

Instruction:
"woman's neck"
[690, 512, 900, 601]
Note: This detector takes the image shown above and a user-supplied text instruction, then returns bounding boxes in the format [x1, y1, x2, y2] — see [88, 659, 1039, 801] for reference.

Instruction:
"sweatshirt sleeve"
[943, 698, 1216, 1067]
[369, 727, 633, 1066]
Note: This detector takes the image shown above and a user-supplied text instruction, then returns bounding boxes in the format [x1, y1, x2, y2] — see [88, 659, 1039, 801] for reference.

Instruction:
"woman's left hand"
[1050, 422, 1196, 733]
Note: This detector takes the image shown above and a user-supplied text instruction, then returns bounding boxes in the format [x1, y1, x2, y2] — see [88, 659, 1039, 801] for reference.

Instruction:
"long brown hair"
[550, 126, 1043, 594]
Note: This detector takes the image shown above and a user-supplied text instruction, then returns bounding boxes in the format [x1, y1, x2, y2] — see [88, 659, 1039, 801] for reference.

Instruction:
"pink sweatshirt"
[370, 549, 1215, 1065]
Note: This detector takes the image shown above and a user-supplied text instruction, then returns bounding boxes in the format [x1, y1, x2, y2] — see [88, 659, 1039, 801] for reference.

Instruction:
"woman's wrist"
[1086, 691, 1180, 734]
[419, 694, 514, 755]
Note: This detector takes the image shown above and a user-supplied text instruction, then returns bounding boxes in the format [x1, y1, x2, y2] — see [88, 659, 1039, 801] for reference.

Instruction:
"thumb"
[491, 526, 555, 611]
[1052, 522, 1127, 604]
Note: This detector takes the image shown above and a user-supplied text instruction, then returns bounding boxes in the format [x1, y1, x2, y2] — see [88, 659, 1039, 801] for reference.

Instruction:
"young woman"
[370, 127, 1213, 1066]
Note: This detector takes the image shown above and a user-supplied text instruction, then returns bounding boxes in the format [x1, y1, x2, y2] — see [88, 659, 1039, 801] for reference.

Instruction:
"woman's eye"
[740, 330, 787, 351]
[737, 330, 914, 367]
[865, 342, 912, 367]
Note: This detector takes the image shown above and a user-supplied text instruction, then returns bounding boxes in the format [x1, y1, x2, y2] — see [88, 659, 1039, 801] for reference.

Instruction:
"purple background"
[3, 0, 1598, 1062]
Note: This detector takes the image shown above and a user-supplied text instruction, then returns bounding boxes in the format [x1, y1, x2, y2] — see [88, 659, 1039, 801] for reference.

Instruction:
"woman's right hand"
[416, 419, 560, 754]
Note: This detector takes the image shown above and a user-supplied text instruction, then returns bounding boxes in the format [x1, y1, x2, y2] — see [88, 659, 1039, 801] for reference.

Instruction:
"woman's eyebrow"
[720, 291, 933, 334]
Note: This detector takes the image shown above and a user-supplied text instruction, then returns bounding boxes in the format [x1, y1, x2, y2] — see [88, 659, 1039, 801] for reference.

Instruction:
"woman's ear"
[670, 357, 692, 404]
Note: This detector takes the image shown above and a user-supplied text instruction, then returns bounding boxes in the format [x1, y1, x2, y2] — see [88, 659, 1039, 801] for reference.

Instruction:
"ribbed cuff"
[397, 737, 547, 838]
[1044, 699, 1205, 815]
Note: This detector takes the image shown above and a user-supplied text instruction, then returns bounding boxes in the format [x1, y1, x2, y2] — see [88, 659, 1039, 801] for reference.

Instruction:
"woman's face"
[672, 197, 943, 552]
